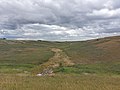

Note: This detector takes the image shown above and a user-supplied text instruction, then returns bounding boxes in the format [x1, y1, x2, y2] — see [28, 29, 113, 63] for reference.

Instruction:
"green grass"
[0, 44, 54, 65]
[0, 64, 35, 74]
[0, 40, 55, 74]
[0, 36, 120, 90]
[54, 62, 120, 75]
[0, 38, 120, 74]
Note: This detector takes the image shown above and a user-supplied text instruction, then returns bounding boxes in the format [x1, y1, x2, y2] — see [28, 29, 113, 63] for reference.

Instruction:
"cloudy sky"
[0, 0, 120, 41]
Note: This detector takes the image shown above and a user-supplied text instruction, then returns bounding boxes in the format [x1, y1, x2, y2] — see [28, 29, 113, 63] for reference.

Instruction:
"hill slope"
[0, 36, 120, 90]
[63, 36, 120, 64]
[0, 36, 120, 74]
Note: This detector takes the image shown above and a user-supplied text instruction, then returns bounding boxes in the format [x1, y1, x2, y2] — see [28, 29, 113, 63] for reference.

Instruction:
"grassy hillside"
[0, 36, 120, 74]
[63, 36, 120, 64]
[0, 36, 120, 90]
[0, 40, 55, 73]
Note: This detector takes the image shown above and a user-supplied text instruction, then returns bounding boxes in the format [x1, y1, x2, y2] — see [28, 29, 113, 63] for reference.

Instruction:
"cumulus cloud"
[87, 8, 120, 18]
[0, 0, 120, 41]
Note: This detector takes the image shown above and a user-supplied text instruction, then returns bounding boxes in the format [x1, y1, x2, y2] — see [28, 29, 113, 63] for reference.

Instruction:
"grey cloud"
[0, 0, 120, 41]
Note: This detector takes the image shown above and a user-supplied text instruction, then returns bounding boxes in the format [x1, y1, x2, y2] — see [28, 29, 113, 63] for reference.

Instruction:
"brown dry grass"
[0, 74, 120, 90]
[0, 36, 120, 90]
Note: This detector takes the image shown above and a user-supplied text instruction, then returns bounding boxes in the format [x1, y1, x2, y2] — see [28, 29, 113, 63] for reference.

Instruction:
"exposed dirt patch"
[36, 48, 74, 76]
[51, 48, 74, 66]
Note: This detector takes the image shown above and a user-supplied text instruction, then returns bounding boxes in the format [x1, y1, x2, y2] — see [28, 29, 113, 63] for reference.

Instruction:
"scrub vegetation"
[0, 36, 120, 90]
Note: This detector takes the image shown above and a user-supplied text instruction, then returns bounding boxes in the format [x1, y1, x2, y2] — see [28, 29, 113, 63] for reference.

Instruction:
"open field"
[0, 36, 120, 90]
[0, 74, 120, 90]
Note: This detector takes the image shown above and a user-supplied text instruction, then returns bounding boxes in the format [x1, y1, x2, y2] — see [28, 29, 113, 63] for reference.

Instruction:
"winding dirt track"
[36, 48, 74, 75]
[49, 48, 74, 67]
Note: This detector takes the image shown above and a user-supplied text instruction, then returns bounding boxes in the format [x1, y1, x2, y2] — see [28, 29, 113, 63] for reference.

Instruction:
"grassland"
[1, 74, 120, 90]
[0, 36, 120, 90]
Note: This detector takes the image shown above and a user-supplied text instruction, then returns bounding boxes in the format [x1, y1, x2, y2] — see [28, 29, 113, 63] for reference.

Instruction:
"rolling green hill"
[0, 36, 120, 90]
[0, 36, 120, 74]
